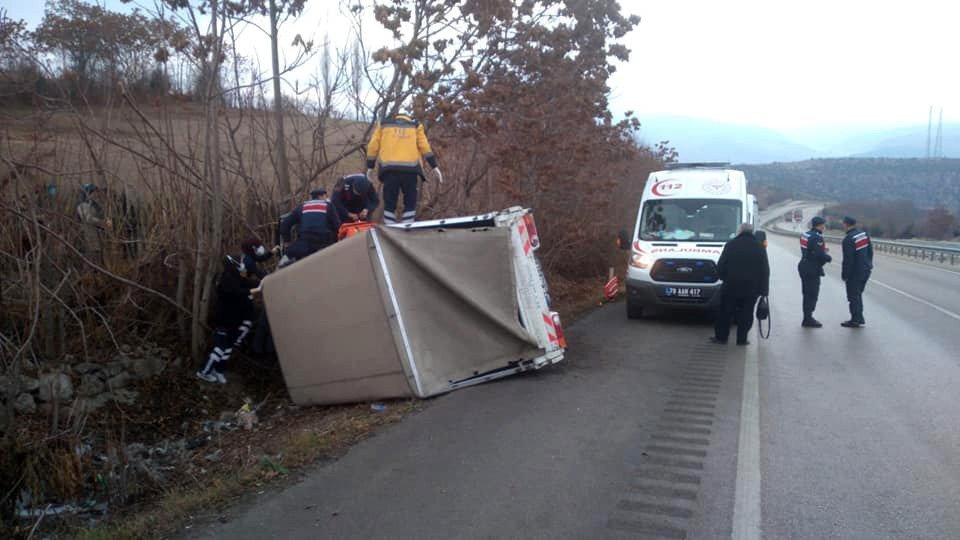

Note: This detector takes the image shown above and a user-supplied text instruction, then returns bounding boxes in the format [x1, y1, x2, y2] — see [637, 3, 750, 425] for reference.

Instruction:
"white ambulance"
[619, 163, 758, 318]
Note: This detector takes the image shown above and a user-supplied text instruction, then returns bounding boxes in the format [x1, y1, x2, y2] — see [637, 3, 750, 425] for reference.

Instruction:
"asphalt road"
[186, 205, 960, 540]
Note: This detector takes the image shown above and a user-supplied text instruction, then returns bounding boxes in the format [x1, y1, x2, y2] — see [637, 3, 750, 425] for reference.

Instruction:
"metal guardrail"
[766, 222, 960, 266]
[821, 235, 960, 266]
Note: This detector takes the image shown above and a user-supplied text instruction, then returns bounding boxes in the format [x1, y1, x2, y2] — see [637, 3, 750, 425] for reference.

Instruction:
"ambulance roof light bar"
[663, 162, 731, 170]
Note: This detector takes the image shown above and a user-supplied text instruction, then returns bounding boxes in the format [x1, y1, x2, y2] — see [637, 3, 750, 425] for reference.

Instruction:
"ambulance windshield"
[639, 199, 742, 242]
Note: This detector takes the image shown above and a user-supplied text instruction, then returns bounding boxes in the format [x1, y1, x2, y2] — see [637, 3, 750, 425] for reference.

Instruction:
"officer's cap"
[842, 216, 857, 225]
[811, 216, 826, 226]
[341, 173, 367, 193]
[310, 187, 327, 198]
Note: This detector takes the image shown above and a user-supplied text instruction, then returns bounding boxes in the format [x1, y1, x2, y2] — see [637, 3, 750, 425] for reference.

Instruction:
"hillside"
[849, 124, 960, 158]
[0, 104, 368, 197]
[635, 116, 960, 161]
[636, 115, 818, 164]
[739, 158, 960, 213]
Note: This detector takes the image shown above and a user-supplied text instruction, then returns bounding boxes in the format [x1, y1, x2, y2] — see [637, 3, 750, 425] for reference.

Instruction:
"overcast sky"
[7, 0, 959, 133]
[610, 0, 960, 133]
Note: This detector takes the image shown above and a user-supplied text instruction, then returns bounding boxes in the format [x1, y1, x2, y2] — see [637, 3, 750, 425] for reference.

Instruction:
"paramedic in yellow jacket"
[366, 113, 443, 224]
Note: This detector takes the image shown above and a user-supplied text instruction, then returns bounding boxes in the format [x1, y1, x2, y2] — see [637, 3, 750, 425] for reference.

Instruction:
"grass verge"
[74, 401, 420, 540]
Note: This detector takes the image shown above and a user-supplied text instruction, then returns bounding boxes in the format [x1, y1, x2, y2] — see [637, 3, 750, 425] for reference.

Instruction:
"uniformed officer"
[840, 216, 873, 328]
[279, 187, 341, 263]
[331, 173, 380, 223]
[365, 113, 443, 224]
[197, 254, 260, 384]
[798, 216, 832, 327]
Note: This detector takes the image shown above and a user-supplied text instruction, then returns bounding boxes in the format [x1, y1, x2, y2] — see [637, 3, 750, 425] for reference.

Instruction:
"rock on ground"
[78, 375, 105, 398]
[73, 363, 103, 375]
[107, 372, 131, 390]
[15, 393, 37, 414]
[38, 373, 74, 402]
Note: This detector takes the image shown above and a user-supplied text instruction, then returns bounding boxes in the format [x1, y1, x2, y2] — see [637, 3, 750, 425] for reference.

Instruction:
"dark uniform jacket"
[841, 228, 874, 281]
[331, 175, 380, 221]
[241, 252, 272, 281]
[717, 231, 770, 296]
[365, 114, 438, 179]
[214, 260, 258, 328]
[798, 229, 832, 277]
[279, 198, 341, 242]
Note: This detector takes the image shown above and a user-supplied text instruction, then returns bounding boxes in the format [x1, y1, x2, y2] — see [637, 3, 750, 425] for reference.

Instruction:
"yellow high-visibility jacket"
[366, 114, 438, 179]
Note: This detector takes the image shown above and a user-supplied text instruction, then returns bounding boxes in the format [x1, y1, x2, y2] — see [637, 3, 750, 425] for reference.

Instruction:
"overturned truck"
[262, 207, 566, 405]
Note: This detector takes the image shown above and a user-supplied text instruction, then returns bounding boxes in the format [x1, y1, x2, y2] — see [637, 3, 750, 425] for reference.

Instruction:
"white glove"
[366, 168, 375, 182]
[433, 167, 444, 184]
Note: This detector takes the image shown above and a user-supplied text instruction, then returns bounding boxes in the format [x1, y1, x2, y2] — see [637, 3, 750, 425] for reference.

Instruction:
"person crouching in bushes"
[197, 254, 260, 384]
[240, 237, 276, 281]
[239, 237, 280, 357]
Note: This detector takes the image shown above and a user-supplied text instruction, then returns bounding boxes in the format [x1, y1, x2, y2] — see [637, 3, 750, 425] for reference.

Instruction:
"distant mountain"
[739, 158, 960, 214]
[844, 123, 960, 158]
[636, 115, 960, 162]
[636, 115, 818, 164]
[778, 122, 960, 158]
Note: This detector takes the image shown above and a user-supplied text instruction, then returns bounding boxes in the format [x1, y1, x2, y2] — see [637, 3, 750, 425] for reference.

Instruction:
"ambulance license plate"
[664, 287, 702, 298]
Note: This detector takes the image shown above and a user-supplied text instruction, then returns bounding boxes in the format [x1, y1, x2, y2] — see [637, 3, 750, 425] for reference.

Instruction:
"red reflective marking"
[519, 221, 532, 254]
[303, 202, 328, 213]
[542, 313, 556, 341]
[604, 277, 618, 300]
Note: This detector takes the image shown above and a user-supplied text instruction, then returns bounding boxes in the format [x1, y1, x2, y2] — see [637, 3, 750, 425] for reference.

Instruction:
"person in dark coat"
[331, 174, 380, 223]
[798, 216, 832, 327]
[237, 237, 281, 357]
[712, 223, 770, 345]
[279, 187, 341, 264]
[77, 183, 108, 263]
[840, 216, 873, 328]
[198, 255, 260, 383]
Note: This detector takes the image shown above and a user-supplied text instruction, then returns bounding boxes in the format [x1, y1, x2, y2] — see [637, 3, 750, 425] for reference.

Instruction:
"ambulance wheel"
[626, 300, 644, 320]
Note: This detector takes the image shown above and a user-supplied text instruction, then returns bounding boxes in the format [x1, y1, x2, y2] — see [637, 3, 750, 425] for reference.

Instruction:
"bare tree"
[349, 38, 364, 121]
[268, 0, 293, 205]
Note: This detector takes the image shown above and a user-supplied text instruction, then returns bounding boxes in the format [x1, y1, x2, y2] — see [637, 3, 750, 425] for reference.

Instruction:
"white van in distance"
[618, 163, 759, 319]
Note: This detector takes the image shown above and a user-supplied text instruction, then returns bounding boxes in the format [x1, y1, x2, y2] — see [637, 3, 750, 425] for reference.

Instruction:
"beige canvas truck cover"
[263, 225, 544, 405]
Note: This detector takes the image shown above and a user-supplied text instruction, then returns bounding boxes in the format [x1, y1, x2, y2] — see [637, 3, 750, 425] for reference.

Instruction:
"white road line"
[870, 279, 960, 322]
[732, 343, 762, 540]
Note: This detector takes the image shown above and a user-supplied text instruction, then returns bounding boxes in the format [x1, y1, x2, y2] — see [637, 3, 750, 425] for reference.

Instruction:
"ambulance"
[619, 163, 758, 318]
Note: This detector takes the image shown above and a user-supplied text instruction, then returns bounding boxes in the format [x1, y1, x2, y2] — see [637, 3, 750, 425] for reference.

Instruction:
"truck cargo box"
[262, 208, 564, 405]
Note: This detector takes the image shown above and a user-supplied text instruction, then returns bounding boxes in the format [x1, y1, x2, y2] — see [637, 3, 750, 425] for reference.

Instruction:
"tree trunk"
[192, 0, 225, 361]
[269, 0, 291, 205]
[203, 8, 226, 355]
[176, 254, 188, 339]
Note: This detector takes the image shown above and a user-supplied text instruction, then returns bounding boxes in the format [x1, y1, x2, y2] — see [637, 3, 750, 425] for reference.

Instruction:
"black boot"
[802, 317, 823, 328]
